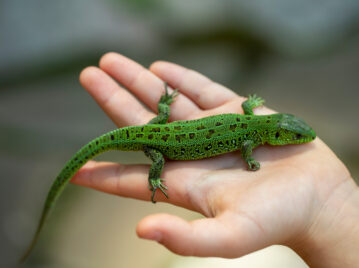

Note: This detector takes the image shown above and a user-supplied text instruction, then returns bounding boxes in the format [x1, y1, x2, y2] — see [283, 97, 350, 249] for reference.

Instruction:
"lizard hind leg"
[241, 94, 265, 115]
[148, 82, 179, 125]
[143, 146, 168, 203]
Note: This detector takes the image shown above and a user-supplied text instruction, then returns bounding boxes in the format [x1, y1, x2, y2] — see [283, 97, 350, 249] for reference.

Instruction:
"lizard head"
[267, 114, 316, 145]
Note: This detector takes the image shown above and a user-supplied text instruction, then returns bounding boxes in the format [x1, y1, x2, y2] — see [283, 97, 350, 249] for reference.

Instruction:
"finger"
[71, 160, 195, 205]
[79, 66, 154, 127]
[136, 213, 260, 258]
[71, 161, 159, 201]
[99, 53, 201, 120]
[150, 61, 237, 110]
[71, 153, 241, 207]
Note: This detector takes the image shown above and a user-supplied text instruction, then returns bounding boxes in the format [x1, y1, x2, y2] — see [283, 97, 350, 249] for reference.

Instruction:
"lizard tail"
[20, 128, 131, 262]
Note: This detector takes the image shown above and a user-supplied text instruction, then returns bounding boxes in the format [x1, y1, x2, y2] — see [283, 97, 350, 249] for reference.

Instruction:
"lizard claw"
[150, 178, 169, 203]
[248, 94, 265, 107]
[160, 82, 179, 105]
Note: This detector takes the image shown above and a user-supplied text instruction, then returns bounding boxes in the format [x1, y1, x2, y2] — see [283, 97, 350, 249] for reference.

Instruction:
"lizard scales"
[92, 113, 312, 161]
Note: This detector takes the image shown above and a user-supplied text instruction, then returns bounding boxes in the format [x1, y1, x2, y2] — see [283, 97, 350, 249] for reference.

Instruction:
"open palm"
[72, 52, 351, 258]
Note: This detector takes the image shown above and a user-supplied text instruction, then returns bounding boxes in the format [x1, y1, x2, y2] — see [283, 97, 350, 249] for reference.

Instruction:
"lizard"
[20, 82, 316, 261]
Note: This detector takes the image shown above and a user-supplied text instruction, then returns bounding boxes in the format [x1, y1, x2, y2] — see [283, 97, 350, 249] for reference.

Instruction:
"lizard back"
[126, 113, 283, 160]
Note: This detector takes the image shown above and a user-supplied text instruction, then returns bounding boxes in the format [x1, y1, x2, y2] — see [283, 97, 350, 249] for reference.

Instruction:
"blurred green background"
[1, 0, 359, 267]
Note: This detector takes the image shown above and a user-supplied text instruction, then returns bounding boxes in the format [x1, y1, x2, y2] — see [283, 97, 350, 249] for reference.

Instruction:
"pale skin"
[72, 52, 359, 267]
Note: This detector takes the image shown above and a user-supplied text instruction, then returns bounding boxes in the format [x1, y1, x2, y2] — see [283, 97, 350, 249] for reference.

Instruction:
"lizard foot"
[160, 82, 179, 105]
[247, 159, 260, 171]
[248, 94, 265, 107]
[149, 178, 169, 203]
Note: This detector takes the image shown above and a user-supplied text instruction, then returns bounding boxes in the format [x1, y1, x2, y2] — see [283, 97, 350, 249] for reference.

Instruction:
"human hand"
[72, 53, 358, 267]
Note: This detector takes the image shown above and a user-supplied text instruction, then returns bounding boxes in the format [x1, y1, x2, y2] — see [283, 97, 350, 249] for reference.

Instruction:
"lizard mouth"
[283, 132, 316, 145]
[291, 129, 316, 143]
[268, 128, 316, 145]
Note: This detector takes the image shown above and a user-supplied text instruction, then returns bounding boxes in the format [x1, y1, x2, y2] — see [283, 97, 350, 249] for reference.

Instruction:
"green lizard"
[21, 82, 316, 261]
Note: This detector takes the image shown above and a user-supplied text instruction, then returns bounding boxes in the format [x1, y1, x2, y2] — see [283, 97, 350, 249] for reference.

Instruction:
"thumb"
[136, 213, 260, 258]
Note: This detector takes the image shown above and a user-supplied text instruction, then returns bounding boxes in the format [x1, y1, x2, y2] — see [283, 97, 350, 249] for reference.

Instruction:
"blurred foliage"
[111, 0, 161, 11]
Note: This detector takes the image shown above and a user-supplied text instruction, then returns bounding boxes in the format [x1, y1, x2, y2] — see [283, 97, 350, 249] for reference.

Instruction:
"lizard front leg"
[143, 146, 168, 203]
[241, 140, 260, 171]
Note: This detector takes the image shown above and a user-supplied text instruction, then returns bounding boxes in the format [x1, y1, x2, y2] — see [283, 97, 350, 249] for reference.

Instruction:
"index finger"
[99, 53, 202, 121]
[79, 66, 155, 127]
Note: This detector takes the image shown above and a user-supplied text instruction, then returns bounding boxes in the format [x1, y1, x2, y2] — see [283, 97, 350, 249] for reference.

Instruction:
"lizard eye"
[296, 134, 302, 139]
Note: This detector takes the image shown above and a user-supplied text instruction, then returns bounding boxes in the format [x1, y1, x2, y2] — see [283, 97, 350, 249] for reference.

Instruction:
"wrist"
[290, 177, 359, 267]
